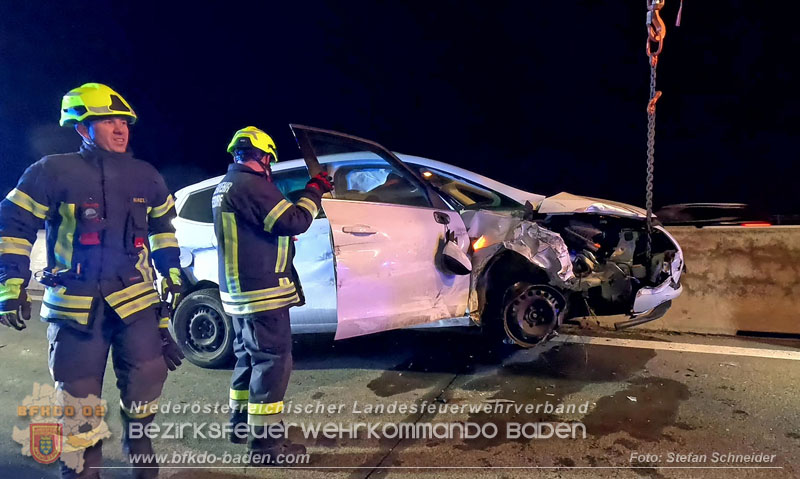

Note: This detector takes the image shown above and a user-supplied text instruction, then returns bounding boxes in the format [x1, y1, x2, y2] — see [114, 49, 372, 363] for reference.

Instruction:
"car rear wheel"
[172, 288, 234, 368]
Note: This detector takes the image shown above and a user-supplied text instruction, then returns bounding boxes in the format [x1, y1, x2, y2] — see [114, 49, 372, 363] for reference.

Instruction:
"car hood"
[537, 192, 648, 219]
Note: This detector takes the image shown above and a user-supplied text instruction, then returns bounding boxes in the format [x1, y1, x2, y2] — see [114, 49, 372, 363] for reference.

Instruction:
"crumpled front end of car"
[462, 207, 684, 344]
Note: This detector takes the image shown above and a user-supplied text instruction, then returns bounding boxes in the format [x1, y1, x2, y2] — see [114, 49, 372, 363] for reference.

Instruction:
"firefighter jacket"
[212, 163, 322, 316]
[0, 144, 180, 332]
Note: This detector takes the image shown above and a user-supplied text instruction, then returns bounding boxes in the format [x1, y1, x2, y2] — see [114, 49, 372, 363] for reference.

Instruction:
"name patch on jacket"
[132, 197, 147, 204]
[212, 182, 232, 209]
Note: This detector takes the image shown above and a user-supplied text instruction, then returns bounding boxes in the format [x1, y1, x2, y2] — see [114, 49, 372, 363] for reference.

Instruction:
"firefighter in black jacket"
[212, 126, 332, 461]
[0, 83, 184, 479]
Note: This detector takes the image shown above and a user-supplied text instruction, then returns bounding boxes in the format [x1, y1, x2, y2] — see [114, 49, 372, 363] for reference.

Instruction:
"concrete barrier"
[27, 226, 800, 336]
[634, 226, 800, 335]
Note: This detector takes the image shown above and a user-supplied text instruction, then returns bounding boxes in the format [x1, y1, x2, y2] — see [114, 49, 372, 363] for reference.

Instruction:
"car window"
[273, 168, 325, 218]
[290, 126, 435, 208]
[326, 159, 432, 207]
[178, 186, 215, 223]
[273, 167, 310, 198]
[412, 165, 522, 210]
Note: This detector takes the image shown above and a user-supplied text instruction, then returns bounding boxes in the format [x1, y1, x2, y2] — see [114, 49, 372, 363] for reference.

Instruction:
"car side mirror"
[441, 240, 471, 275]
[434, 211, 450, 225]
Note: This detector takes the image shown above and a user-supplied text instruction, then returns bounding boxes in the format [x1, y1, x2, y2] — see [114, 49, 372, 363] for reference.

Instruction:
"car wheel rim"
[186, 306, 225, 354]
[504, 284, 564, 344]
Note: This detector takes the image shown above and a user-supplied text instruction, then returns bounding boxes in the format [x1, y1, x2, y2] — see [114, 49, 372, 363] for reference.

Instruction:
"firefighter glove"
[160, 328, 184, 371]
[306, 171, 333, 194]
[0, 278, 31, 331]
[160, 267, 183, 310]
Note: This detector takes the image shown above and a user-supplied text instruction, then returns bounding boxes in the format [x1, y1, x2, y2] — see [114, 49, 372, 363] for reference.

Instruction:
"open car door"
[290, 125, 471, 339]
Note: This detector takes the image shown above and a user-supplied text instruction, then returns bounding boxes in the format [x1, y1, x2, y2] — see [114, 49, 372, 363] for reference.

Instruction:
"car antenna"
[644, 0, 683, 259]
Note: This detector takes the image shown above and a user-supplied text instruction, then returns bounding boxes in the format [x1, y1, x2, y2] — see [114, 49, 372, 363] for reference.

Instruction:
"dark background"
[0, 1, 796, 213]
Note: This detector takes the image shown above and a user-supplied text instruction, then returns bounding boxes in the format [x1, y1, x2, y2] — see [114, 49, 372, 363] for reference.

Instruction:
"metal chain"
[643, 0, 682, 260]
[645, 60, 657, 257]
[645, 0, 666, 259]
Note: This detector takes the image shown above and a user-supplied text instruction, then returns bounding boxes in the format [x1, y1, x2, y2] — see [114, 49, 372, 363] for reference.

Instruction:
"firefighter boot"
[228, 410, 248, 444]
[248, 423, 307, 467]
[121, 412, 158, 479]
[59, 442, 102, 479]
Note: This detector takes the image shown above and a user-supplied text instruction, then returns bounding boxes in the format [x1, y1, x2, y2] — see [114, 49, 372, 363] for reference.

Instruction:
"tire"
[481, 280, 522, 354]
[480, 264, 537, 346]
[171, 288, 234, 368]
[480, 261, 563, 349]
[500, 282, 566, 347]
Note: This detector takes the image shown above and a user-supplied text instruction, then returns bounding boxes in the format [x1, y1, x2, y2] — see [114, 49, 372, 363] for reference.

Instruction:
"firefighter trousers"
[48, 299, 167, 479]
[228, 308, 293, 446]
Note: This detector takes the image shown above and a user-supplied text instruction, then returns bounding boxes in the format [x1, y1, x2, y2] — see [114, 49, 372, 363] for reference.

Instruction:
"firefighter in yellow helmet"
[0, 83, 184, 478]
[212, 126, 332, 464]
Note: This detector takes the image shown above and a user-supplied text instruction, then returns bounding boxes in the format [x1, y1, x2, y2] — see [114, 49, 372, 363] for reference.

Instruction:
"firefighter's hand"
[0, 279, 31, 331]
[306, 171, 333, 194]
[160, 268, 183, 310]
[160, 328, 184, 371]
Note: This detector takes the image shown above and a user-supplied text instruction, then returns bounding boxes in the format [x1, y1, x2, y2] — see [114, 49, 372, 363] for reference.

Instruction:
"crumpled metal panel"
[631, 225, 684, 314]
[462, 209, 520, 244]
[503, 222, 575, 285]
[538, 192, 647, 218]
[463, 210, 575, 285]
[464, 210, 576, 324]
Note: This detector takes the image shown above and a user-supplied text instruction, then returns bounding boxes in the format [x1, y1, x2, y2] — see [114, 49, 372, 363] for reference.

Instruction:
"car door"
[291, 125, 471, 340]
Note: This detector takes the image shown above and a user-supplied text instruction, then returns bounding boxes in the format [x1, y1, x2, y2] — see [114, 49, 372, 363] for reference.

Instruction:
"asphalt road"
[2, 303, 799, 479]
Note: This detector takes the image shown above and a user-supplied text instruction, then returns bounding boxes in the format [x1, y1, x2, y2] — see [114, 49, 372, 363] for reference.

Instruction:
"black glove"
[306, 171, 333, 194]
[0, 279, 31, 331]
[160, 328, 184, 371]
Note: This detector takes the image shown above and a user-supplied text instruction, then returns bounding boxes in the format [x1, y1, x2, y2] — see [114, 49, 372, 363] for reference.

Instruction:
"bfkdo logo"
[30, 423, 63, 464]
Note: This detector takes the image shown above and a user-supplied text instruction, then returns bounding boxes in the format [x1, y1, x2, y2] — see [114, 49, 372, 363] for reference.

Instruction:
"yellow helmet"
[227, 126, 278, 162]
[59, 83, 137, 126]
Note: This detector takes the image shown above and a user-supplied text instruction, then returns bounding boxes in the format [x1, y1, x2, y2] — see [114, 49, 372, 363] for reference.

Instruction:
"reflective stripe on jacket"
[212, 163, 322, 316]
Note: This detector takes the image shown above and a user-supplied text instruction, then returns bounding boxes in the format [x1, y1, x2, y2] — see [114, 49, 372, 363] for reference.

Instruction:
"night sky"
[1, 2, 797, 213]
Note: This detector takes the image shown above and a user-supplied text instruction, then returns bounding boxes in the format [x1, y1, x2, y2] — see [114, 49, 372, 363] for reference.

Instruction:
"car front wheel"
[172, 288, 234, 368]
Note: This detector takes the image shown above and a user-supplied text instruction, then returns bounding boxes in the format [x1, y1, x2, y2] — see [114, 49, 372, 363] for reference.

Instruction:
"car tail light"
[741, 222, 772, 227]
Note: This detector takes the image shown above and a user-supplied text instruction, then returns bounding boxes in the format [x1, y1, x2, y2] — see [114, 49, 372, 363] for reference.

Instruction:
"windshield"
[411, 165, 522, 210]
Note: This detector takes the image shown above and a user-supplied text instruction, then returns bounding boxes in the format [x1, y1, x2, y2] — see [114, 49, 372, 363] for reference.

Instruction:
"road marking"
[555, 334, 800, 361]
[96, 466, 784, 470]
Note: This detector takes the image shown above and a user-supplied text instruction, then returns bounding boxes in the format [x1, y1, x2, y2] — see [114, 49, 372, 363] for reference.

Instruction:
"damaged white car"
[172, 125, 683, 367]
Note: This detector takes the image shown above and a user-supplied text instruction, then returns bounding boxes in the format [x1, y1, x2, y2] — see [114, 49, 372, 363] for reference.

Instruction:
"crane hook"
[646, 0, 666, 66]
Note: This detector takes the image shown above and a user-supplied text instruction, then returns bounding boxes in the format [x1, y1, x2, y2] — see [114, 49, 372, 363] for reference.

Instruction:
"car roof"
[174, 152, 544, 206]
